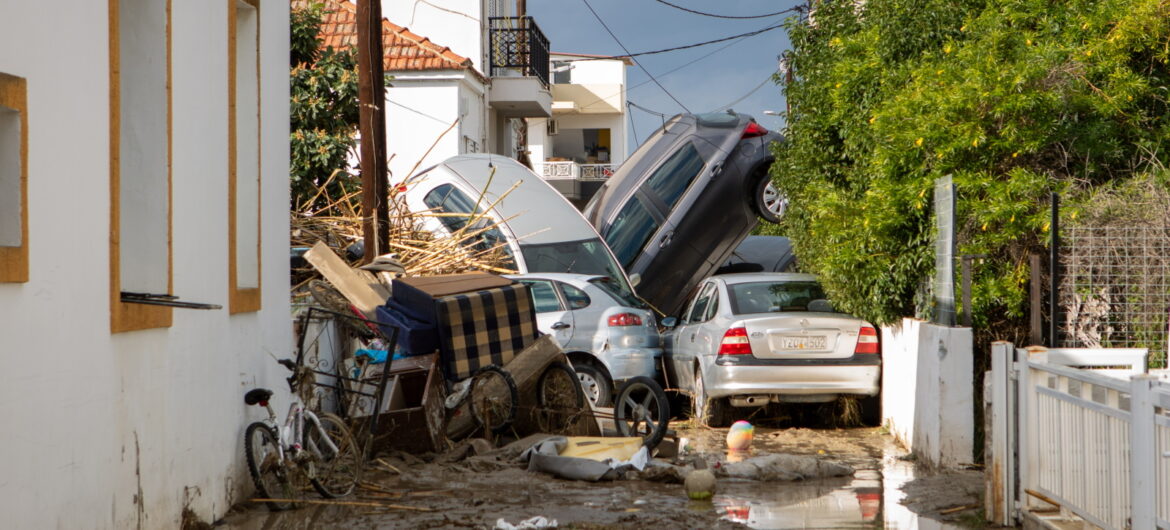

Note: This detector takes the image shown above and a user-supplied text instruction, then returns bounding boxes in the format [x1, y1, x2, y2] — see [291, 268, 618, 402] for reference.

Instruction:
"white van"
[400, 154, 636, 297]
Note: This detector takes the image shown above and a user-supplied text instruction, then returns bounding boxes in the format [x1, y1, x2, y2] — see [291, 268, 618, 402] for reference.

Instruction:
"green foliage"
[769, 0, 1170, 327]
[290, 3, 359, 213]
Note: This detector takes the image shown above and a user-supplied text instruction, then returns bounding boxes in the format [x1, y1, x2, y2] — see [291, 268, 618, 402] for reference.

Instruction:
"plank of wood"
[304, 241, 389, 318]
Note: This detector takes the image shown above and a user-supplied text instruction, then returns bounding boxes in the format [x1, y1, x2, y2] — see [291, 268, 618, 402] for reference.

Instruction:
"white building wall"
[564, 58, 625, 85]
[386, 76, 464, 181]
[383, 0, 500, 75]
[0, 1, 291, 528]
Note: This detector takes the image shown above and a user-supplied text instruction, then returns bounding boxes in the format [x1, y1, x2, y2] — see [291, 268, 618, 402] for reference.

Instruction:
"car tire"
[753, 174, 786, 224]
[693, 368, 730, 428]
[573, 363, 612, 407]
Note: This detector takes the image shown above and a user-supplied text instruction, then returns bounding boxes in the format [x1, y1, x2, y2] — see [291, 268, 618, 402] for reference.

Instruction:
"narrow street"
[219, 424, 983, 529]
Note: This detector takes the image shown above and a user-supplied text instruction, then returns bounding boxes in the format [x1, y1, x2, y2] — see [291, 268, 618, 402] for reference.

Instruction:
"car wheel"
[754, 175, 787, 224]
[574, 363, 612, 407]
[692, 367, 730, 428]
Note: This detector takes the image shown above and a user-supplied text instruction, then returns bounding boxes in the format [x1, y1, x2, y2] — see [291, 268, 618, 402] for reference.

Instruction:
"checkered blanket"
[437, 284, 538, 381]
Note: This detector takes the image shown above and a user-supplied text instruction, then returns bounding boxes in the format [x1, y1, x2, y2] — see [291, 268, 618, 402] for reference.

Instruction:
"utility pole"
[356, 0, 389, 262]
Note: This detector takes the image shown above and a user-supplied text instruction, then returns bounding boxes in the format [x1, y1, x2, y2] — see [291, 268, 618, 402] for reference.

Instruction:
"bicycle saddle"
[244, 388, 273, 406]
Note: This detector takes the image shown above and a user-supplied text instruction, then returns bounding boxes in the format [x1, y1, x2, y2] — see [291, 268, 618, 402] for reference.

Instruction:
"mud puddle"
[218, 426, 983, 529]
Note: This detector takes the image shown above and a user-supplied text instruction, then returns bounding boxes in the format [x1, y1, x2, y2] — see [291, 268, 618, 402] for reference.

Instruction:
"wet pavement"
[218, 426, 981, 529]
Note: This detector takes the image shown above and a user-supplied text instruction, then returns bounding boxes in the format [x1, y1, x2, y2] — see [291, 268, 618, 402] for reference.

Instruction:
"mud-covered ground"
[218, 424, 985, 529]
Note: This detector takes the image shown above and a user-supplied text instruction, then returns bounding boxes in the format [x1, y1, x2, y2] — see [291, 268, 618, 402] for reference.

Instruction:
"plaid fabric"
[437, 284, 537, 381]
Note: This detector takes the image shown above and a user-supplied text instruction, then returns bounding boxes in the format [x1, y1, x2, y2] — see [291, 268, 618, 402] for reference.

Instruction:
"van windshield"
[519, 238, 633, 296]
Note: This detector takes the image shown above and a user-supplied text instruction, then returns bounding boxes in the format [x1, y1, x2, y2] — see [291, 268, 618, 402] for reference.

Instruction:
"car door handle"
[659, 231, 674, 249]
[551, 322, 570, 330]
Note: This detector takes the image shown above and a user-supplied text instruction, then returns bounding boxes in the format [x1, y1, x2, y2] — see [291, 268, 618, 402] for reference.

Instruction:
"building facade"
[0, 1, 292, 527]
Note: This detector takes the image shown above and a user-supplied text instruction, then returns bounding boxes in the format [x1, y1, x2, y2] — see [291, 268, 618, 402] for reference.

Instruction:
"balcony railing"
[489, 16, 550, 88]
[541, 161, 614, 180]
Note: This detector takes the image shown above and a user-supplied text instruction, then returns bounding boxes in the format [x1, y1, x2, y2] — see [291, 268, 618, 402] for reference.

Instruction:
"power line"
[652, 0, 803, 20]
[627, 102, 640, 145]
[711, 73, 777, 112]
[581, 0, 691, 112]
[625, 22, 787, 58]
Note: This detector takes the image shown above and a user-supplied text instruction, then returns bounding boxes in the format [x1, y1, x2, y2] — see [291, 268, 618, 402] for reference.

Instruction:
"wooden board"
[304, 241, 390, 318]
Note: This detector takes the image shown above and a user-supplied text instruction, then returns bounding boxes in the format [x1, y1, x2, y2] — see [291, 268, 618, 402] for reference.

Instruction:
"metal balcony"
[488, 17, 550, 87]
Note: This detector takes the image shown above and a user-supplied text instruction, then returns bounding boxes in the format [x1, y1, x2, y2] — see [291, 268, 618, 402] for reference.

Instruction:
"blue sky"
[528, 0, 805, 150]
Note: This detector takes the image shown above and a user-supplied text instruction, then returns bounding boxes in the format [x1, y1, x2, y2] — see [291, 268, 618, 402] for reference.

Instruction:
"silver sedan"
[506, 273, 661, 407]
[662, 273, 881, 427]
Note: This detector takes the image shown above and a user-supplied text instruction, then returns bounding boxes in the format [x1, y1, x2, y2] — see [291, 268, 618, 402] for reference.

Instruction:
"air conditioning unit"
[546, 119, 559, 136]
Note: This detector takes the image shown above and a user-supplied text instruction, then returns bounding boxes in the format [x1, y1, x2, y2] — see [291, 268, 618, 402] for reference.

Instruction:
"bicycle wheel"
[536, 361, 585, 433]
[305, 412, 362, 498]
[614, 376, 670, 448]
[468, 365, 518, 435]
[244, 422, 297, 511]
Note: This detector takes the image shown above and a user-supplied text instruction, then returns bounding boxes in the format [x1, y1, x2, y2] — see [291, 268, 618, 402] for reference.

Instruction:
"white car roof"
[715, 272, 819, 285]
[419, 155, 600, 245]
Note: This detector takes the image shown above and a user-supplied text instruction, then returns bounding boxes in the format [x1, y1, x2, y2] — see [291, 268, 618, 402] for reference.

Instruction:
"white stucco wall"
[556, 57, 625, 85]
[386, 72, 487, 181]
[0, 1, 291, 528]
[383, 0, 497, 75]
[881, 318, 975, 468]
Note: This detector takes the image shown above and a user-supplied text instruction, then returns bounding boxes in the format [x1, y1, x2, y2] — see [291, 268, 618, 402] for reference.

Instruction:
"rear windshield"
[727, 281, 836, 315]
[519, 238, 633, 296]
[589, 277, 647, 309]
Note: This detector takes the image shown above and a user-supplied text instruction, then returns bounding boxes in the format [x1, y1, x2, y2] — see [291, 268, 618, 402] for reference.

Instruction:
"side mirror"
[661, 317, 678, 328]
[629, 273, 641, 288]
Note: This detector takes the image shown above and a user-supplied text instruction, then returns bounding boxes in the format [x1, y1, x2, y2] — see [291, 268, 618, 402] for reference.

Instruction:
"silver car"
[662, 273, 881, 427]
[506, 273, 660, 406]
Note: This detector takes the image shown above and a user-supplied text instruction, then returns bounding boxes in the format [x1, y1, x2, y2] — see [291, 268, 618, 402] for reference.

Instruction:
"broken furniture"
[362, 353, 447, 454]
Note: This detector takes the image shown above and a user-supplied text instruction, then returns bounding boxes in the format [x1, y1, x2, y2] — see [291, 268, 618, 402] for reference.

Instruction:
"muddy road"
[218, 425, 984, 529]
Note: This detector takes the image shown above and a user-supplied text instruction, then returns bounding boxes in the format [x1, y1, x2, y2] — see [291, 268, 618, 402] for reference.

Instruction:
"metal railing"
[540, 161, 614, 180]
[987, 343, 1170, 529]
[489, 16, 550, 87]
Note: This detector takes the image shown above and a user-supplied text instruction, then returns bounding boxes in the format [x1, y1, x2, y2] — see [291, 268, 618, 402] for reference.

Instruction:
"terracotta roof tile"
[292, 0, 487, 82]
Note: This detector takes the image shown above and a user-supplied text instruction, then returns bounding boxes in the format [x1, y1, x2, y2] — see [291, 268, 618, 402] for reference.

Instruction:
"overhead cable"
[581, 0, 692, 112]
[652, 0, 804, 20]
[711, 73, 778, 112]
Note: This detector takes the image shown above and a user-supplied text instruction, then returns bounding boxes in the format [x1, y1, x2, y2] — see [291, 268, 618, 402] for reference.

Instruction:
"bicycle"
[243, 358, 363, 511]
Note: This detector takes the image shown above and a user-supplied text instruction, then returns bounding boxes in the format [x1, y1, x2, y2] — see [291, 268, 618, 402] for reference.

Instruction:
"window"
[422, 184, 515, 266]
[602, 197, 659, 270]
[727, 281, 832, 315]
[559, 283, 590, 310]
[0, 73, 27, 283]
[589, 277, 645, 309]
[109, 0, 173, 332]
[685, 283, 715, 323]
[518, 237, 631, 296]
[552, 60, 571, 84]
[643, 142, 704, 210]
[519, 280, 563, 313]
[229, 0, 261, 313]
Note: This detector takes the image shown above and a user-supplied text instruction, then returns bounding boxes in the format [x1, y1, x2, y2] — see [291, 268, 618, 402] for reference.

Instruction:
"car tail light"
[718, 327, 753, 355]
[742, 121, 768, 139]
[607, 313, 643, 327]
[855, 326, 879, 354]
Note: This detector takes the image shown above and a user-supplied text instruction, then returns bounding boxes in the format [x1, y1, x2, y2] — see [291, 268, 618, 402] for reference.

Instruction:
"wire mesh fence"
[1058, 224, 1170, 368]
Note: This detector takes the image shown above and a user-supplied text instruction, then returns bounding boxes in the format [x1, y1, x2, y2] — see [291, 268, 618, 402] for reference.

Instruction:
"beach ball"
[725, 420, 754, 451]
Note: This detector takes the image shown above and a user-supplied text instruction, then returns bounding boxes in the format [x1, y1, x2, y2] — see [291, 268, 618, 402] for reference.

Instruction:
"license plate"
[777, 335, 826, 350]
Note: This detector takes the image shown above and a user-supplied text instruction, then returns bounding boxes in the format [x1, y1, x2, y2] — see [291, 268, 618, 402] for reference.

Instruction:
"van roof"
[423, 154, 599, 245]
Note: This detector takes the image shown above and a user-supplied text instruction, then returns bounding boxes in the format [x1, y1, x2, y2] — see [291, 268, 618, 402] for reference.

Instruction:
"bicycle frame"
[254, 394, 340, 466]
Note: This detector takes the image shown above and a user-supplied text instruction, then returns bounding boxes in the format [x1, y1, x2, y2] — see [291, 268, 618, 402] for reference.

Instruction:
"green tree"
[770, 0, 1170, 331]
[290, 3, 359, 213]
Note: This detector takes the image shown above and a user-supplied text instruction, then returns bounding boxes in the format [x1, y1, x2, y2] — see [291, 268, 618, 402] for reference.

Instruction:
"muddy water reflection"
[714, 456, 961, 529]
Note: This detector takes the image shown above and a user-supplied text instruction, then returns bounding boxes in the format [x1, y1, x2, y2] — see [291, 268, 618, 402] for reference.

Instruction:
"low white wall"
[881, 318, 974, 468]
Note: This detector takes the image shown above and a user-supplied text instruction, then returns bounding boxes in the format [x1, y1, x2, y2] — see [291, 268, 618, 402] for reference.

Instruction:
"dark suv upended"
[583, 111, 784, 317]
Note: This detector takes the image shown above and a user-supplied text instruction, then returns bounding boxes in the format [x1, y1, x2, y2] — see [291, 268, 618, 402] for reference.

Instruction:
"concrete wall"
[387, 74, 486, 181]
[0, 1, 291, 527]
[881, 318, 974, 468]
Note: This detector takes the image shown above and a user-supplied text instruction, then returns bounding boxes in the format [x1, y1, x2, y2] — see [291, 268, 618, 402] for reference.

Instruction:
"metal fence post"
[1130, 374, 1157, 530]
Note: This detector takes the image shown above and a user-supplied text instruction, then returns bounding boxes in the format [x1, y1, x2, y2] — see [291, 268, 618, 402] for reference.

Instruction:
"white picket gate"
[987, 343, 1170, 529]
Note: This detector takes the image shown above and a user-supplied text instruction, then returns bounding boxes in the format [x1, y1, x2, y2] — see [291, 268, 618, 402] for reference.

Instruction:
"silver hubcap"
[577, 372, 601, 405]
[761, 181, 788, 218]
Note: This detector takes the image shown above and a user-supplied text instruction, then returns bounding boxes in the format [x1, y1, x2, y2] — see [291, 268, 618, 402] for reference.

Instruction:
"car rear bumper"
[704, 363, 880, 399]
[603, 347, 661, 383]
